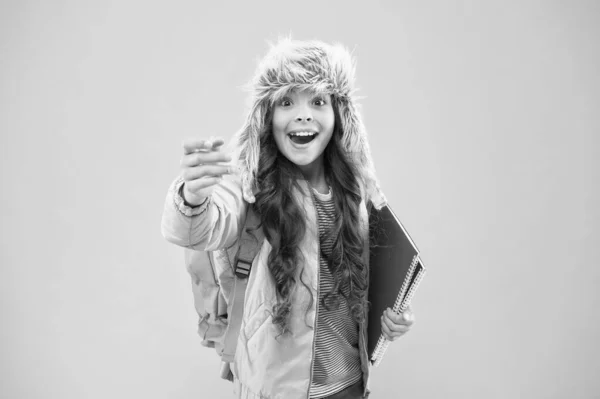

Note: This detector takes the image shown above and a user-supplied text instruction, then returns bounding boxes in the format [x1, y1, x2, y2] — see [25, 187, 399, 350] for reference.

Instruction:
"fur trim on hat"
[232, 37, 385, 207]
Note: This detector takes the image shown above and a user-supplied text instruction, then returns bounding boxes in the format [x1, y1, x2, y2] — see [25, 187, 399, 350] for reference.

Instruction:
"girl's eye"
[280, 98, 292, 107]
[314, 98, 326, 106]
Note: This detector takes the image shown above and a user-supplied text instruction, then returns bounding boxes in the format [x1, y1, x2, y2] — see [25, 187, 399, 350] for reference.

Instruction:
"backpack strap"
[220, 205, 264, 372]
[233, 205, 263, 278]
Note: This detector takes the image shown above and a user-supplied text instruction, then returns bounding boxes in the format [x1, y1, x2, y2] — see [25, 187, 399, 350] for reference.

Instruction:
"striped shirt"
[309, 188, 362, 398]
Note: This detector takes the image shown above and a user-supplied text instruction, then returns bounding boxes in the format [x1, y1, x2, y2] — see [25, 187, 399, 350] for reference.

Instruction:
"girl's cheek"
[273, 138, 285, 153]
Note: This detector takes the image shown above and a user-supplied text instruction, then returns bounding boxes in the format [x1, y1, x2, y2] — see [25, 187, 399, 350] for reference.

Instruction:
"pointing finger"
[183, 138, 225, 155]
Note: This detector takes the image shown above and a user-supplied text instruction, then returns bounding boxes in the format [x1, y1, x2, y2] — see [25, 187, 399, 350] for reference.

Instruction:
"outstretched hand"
[180, 137, 234, 206]
[381, 306, 414, 342]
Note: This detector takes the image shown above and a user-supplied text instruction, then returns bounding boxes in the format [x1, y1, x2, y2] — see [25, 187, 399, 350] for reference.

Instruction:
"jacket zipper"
[359, 206, 371, 397]
[359, 308, 369, 397]
[307, 190, 320, 399]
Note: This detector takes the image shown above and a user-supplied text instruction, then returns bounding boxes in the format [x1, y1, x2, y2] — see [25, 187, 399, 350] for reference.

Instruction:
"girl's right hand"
[180, 137, 233, 206]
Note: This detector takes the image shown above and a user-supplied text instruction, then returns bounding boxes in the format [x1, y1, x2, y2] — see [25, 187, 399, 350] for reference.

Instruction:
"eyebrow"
[285, 91, 328, 99]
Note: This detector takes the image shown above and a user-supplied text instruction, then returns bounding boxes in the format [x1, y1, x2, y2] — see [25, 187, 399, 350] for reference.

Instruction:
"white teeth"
[289, 131, 316, 136]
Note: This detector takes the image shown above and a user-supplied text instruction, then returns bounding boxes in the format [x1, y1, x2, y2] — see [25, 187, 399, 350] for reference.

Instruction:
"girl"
[162, 38, 415, 399]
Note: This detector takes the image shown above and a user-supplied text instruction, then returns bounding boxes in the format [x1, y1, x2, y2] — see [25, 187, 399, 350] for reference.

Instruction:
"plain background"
[1, 1, 598, 398]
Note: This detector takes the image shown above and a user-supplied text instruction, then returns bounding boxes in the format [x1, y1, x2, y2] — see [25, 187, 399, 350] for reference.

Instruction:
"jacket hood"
[232, 38, 385, 207]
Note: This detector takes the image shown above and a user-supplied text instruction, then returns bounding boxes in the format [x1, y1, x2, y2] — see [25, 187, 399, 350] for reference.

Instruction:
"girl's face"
[271, 89, 335, 172]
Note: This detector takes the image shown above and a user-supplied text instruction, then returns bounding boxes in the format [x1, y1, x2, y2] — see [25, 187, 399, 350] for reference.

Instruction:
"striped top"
[309, 188, 362, 398]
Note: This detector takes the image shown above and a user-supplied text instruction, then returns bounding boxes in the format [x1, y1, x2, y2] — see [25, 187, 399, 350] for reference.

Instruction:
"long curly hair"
[253, 96, 369, 335]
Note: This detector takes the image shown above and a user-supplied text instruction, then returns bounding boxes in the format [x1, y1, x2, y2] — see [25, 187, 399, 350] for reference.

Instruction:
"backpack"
[184, 206, 264, 382]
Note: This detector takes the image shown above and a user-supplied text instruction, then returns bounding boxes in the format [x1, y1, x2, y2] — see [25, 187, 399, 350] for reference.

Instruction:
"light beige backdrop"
[1, 1, 598, 398]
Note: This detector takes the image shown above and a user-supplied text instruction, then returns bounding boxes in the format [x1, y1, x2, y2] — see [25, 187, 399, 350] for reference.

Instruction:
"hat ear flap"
[234, 99, 271, 203]
[337, 98, 386, 205]
[337, 99, 364, 155]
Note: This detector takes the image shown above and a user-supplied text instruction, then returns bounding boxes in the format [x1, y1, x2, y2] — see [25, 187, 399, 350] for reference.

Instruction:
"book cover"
[367, 204, 426, 366]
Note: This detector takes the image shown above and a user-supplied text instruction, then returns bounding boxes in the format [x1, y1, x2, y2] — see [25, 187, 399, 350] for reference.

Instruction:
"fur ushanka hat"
[233, 38, 385, 207]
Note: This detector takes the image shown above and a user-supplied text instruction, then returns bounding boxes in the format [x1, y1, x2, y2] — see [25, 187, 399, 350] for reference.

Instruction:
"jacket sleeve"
[160, 175, 248, 251]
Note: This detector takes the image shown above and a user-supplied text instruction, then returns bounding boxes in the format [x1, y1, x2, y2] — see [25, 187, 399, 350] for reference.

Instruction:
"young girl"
[162, 38, 415, 399]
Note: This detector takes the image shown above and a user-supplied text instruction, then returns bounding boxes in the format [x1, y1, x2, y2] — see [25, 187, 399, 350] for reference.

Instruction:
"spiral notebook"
[367, 204, 426, 367]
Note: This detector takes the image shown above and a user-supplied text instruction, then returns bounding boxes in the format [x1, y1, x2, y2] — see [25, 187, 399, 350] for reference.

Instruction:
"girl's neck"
[297, 158, 328, 194]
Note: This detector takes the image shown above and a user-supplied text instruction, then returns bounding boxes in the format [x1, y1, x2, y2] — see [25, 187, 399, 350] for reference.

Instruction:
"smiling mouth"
[288, 131, 318, 145]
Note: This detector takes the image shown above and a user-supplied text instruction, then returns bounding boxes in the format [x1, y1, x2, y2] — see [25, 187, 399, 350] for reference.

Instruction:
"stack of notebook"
[367, 204, 426, 367]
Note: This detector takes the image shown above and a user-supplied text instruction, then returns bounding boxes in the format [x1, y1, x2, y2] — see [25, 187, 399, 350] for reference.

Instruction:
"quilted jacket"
[161, 174, 386, 399]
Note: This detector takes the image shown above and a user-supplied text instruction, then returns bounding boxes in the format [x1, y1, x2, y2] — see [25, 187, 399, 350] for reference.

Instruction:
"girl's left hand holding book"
[381, 306, 414, 342]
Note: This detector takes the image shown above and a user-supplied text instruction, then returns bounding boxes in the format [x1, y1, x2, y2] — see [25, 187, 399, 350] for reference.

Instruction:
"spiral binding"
[371, 256, 425, 367]
[393, 255, 420, 314]
[399, 269, 425, 313]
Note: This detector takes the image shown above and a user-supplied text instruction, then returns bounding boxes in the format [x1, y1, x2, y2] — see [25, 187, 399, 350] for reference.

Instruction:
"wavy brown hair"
[253, 96, 369, 335]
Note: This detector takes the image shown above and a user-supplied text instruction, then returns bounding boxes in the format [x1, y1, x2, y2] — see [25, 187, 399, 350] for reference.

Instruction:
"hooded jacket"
[161, 38, 387, 399]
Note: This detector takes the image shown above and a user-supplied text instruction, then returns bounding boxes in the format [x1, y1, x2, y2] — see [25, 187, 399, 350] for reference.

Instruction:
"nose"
[295, 115, 312, 122]
[295, 105, 312, 122]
